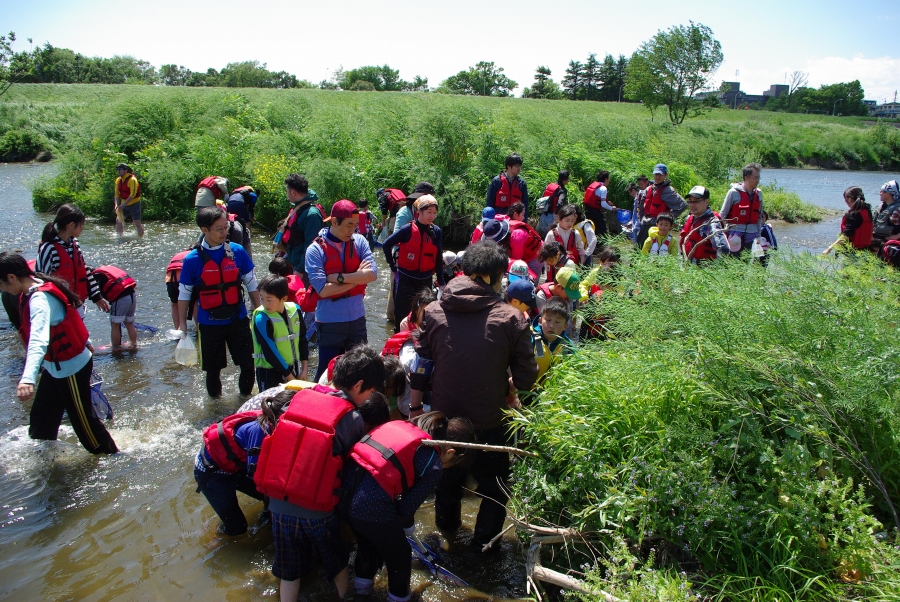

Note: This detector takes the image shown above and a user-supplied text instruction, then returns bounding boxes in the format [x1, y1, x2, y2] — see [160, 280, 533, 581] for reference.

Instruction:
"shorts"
[198, 317, 253, 372]
[316, 316, 367, 349]
[121, 201, 142, 221]
[166, 281, 179, 304]
[270, 512, 347, 581]
[109, 292, 136, 324]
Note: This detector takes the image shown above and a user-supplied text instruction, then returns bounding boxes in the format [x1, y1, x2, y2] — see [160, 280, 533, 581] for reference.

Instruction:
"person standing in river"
[486, 153, 529, 220]
[113, 163, 144, 237]
[281, 174, 324, 284]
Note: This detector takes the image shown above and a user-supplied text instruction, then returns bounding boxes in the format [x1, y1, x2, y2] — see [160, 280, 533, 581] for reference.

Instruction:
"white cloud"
[805, 55, 900, 102]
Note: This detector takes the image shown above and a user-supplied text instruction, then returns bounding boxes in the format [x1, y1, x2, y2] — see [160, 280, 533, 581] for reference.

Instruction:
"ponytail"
[256, 389, 295, 432]
[35, 272, 83, 308]
[42, 203, 85, 244]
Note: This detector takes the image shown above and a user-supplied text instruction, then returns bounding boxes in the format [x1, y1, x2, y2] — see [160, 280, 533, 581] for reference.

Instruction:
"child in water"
[252, 275, 308, 390]
[92, 265, 138, 349]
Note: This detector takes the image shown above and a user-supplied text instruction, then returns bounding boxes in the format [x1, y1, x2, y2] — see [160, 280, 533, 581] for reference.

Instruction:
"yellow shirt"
[115, 175, 141, 206]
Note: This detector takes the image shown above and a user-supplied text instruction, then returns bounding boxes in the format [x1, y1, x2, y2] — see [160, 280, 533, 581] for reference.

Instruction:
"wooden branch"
[526, 537, 623, 602]
[508, 515, 579, 537]
[483, 523, 515, 552]
[424, 439, 539, 458]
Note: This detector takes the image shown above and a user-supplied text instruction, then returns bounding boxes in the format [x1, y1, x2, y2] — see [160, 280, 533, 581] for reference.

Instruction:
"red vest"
[537, 282, 555, 306]
[508, 220, 542, 261]
[117, 173, 140, 201]
[643, 183, 669, 218]
[397, 221, 438, 273]
[19, 281, 89, 365]
[383, 188, 407, 213]
[583, 182, 603, 210]
[300, 237, 366, 313]
[281, 202, 325, 248]
[381, 330, 413, 357]
[726, 188, 761, 226]
[494, 174, 522, 210]
[202, 411, 262, 473]
[543, 183, 562, 213]
[842, 209, 874, 250]
[93, 265, 136, 302]
[196, 243, 242, 320]
[286, 274, 304, 305]
[350, 421, 435, 499]
[253, 389, 356, 511]
[167, 251, 190, 278]
[198, 176, 225, 199]
[681, 213, 721, 261]
[552, 227, 580, 264]
[357, 211, 369, 236]
[51, 241, 89, 301]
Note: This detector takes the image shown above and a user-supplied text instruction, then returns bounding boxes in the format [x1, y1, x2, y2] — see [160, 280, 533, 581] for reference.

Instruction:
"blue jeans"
[194, 467, 264, 535]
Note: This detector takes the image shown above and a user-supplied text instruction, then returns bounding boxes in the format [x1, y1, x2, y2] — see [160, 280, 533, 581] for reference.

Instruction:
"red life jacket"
[381, 330, 413, 357]
[281, 202, 325, 247]
[18, 281, 89, 365]
[508, 220, 543, 261]
[583, 181, 603, 210]
[286, 274, 304, 305]
[397, 221, 438, 273]
[167, 251, 190, 278]
[357, 211, 369, 236]
[537, 283, 555, 308]
[195, 243, 242, 320]
[93, 265, 136, 302]
[253, 389, 356, 511]
[51, 241, 89, 302]
[381, 188, 407, 214]
[300, 237, 367, 313]
[842, 208, 874, 250]
[198, 176, 225, 199]
[726, 188, 762, 226]
[681, 213, 721, 261]
[552, 227, 580, 264]
[494, 174, 522, 210]
[643, 183, 669, 218]
[117, 173, 141, 201]
[350, 421, 435, 499]
[202, 411, 263, 473]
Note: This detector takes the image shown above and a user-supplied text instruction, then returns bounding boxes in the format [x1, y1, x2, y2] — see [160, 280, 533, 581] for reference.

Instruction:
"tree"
[439, 61, 517, 96]
[0, 31, 17, 97]
[786, 70, 808, 110]
[598, 54, 629, 101]
[625, 21, 724, 124]
[562, 60, 582, 100]
[402, 75, 429, 92]
[581, 53, 600, 100]
[339, 65, 403, 91]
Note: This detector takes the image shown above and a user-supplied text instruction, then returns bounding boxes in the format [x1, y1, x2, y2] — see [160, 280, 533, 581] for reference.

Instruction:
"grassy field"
[2, 84, 897, 239]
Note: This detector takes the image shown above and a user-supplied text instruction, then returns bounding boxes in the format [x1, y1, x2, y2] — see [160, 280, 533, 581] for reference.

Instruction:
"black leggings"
[29, 358, 118, 454]
[393, 273, 431, 332]
[350, 517, 411, 598]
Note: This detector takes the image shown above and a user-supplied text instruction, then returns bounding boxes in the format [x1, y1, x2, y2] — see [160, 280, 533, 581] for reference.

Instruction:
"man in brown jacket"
[409, 240, 538, 552]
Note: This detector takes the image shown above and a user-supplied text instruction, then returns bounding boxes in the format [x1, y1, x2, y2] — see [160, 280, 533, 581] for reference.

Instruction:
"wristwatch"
[337, 273, 344, 284]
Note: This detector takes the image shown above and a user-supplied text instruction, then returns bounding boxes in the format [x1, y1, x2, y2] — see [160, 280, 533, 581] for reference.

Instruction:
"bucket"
[616, 209, 632, 225]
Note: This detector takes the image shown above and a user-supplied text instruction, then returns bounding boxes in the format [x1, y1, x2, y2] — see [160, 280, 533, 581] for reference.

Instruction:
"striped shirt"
[36, 237, 103, 303]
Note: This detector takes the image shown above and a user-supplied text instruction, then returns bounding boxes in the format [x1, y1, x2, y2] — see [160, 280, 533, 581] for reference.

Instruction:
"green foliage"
[524, 66, 563, 100]
[439, 61, 517, 97]
[512, 252, 900, 599]
[767, 80, 870, 117]
[0, 128, 46, 161]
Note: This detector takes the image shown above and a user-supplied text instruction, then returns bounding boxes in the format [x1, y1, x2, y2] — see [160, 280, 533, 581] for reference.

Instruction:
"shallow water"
[0, 163, 524, 601]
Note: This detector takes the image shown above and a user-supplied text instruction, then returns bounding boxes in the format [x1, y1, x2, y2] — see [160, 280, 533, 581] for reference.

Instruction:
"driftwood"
[525, 539, 623, 602]
[508, 515, 579, 537]
[423, 439, 539, 458]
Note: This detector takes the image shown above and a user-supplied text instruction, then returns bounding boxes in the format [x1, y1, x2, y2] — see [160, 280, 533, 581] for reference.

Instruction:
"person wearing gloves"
[720, 162, 764, 255]
[871, 180, 900, 254]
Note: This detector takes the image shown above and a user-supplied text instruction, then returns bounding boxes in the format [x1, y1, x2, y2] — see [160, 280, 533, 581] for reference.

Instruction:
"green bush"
[0, 128, 46, 161]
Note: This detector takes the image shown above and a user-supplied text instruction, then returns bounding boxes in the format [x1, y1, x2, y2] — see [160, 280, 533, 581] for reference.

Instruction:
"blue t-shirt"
[196, 419, 267, 473]
[179, 241, 255, 325]
[305, 229, 377, 324]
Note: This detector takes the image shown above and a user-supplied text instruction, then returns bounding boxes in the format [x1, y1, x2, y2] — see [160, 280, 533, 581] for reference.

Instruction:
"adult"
[226, 186, 257, 257]
[637, 164, 687, 248]
[282, 174, 324, 282]
[383, 195, 445, 331]
[680, 186, 729, 264]
[177, 207, 260, 397]
[720, 162, 764, 255]
[37, 204, 110, 315]
[871, 180, 900, 254]
[394, 182, 434, 235]
[537, 170, 570, 238]
[583, 170, 614, 242]
[487, 153, 529, 220]
[483, 217, 544, 277]
[410, 240, 538, 552]
[195, 175, 229, 209]
[376, 187, 407, 241]
[113, 163, 144, 237]
[0, 252, 117, 454]
[305, 200, 378, 382]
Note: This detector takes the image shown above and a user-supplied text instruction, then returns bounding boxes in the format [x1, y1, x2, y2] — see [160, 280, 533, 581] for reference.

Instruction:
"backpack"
[881, 239, 900, 268]
[535, 196, 551, 215]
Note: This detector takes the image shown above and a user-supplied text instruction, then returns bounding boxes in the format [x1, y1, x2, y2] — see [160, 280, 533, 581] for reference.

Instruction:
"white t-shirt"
[594, 185, 614, 211]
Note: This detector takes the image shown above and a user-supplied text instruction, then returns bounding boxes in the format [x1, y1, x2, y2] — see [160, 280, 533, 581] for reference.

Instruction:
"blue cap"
[481, 207, 496, 222]
[506, 279, 537, 309]
[653, 164, 668, 175]
[482, 218, 510, 242]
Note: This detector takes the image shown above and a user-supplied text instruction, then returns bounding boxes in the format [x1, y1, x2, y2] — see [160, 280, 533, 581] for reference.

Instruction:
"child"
[823, 187, 872, 255]
[382, 354, 409, 420]
[252, 275, 309, 391]
[574, 206, 598, 266]
[532, 297, 576, 382]
[505, 278, 538, 321]
[546, 205, 584, 265]
[268, 257, 305, 305]
[195, 389, 294, 536]
[357, 199, 379, 247]
[641, 212, 677, 256]
[0, 252, 117, 454]
[397, 288, 435, 333]
[254, 346, 390, 601]
[382, 289, 435, 417]
[92, 265, 138, 349]
[536, 265, 582, 314]
[539, 241, 576, 284]
[343, 411, 476, 601]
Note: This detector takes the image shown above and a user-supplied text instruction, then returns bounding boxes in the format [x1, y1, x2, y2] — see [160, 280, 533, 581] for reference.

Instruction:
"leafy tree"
[339, 65, 404, 91]
[160, 64, 192, 86]
[439, 61, 517, 96]
[348, 79, 376, 91]
[524, 66, 562, 99]
[0, 31, 17, 97]
[562, 60, 582, 100]
[402, 75, 429, 92]
[598, 53, 629, 101]
[581, 53, 600, 100]
[625, 21, 724, 124]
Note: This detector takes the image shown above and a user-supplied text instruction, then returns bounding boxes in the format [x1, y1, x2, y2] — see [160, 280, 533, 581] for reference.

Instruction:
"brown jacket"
[413, 276, 538, 430]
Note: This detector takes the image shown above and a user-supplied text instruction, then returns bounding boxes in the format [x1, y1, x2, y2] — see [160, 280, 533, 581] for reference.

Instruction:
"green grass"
[2, 84, 893, 239]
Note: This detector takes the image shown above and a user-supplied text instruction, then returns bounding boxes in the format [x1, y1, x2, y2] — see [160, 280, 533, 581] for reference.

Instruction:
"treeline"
[763, 79, 869, 117]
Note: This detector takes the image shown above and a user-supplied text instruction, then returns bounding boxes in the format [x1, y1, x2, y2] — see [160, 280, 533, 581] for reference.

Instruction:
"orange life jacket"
[726, 188, 762, 226]
[842, 208, 874, 249]
[397, 221, 438, 273]
[202, 411, 263, 473]
[681, 213, 721, 261]
[93, 265, 136, 302]
[509, 220, 543, 261]
[349, 421, 435, 498]
[299, 237, 367, 313]
[117, 173, 141, 201]
[494, 174, 522, 210]
[552, 227, 580, 264]
[381, 330, 413, 357]
[643, 183, 669, 218]
[51, 240, 89, 302]
[198, 176, 226, 199]
[195, 243, 242, 320]
[583, 182, 603, 210]
[18, 281, 89, 367]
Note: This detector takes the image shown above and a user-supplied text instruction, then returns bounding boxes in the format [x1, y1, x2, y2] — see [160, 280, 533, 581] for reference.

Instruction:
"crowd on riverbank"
[1, 154, 899, 600]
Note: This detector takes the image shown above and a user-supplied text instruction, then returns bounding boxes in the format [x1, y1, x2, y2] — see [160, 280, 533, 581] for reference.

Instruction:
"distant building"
[716, 82, 782, 107]
[763, 85, 789, 98]
[872, 102, 900, 118]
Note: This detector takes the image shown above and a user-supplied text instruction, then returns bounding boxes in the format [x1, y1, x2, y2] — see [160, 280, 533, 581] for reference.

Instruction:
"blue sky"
[3, 0, 898, 101]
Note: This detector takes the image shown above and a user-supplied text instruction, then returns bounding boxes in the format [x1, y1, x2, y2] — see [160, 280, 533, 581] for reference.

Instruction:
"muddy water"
[0, 163, 523, 601]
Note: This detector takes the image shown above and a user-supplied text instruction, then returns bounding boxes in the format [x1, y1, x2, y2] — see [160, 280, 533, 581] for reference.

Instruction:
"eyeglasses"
[208, 226, 228, 233]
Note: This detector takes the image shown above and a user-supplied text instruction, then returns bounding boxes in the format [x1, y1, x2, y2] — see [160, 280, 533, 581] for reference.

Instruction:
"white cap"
[688, 185, 709, 199]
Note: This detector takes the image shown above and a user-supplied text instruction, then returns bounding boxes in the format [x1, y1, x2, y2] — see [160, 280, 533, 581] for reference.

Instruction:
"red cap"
[326, 199, 358, 221]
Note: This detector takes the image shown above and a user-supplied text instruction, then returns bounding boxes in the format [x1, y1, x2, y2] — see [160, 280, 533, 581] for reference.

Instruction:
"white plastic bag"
[175, 334, 198, 366]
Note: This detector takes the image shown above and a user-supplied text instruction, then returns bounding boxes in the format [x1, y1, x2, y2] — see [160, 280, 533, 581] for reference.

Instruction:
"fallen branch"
[483, 523, 515, 552]
[508, 515, 579, 537]
[526, 539, 622, 602]
[424, 439, 539, 458]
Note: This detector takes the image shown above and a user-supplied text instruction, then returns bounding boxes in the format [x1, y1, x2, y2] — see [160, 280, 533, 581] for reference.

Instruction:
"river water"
[0, 163, 524, 601]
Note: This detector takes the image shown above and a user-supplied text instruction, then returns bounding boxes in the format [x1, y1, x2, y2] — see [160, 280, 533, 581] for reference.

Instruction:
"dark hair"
[656, 212, 675, 226]
[382, 355, 408, 400]
[556, 204, 577, 220]
[411, 411, 477, 467]
[558, 170, 570, 183]
[542, 296, 571, 322]
[626, 183, 639, 193]
[509, 202, 526, 217]
[597, 248, 621, 264]
[596, 170, 610, 183]
[743, 163, 762, 179]
[357, 392, 391, 428]
[284, 173, 309, 195]
[41, 203, 85, 244]
[258, 274, 289, 299]
[358, 198, 369, 208]
[197, 206, 226, 230]
[0, 252, 83, 308]
[505, 153, 523, 168]
[258, 389, 296, 432]
[409, 288, 437, 329]
[332, 345, 385, 394]
[461, 240, 507, 284]
[844, 187, 868, 214]
[539, 241, 563, 262]
[268, 257, 293, 277]
[637, 174, 649, 182]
